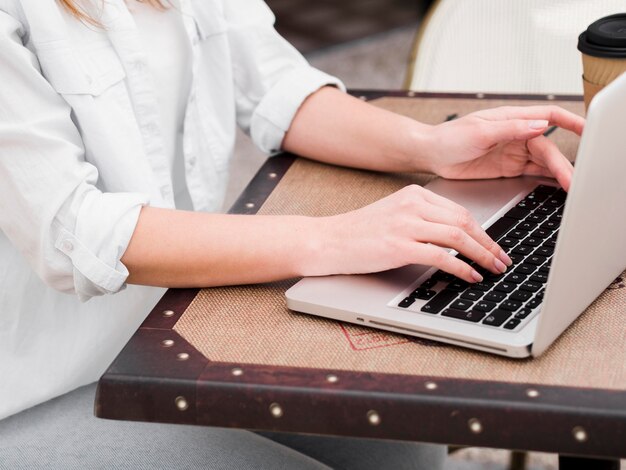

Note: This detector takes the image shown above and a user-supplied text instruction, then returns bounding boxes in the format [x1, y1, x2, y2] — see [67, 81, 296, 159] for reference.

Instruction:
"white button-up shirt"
[0, 0, 343, 419]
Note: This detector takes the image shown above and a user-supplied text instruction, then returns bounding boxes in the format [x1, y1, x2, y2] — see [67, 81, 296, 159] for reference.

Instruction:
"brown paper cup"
[581, 54, 626, 111]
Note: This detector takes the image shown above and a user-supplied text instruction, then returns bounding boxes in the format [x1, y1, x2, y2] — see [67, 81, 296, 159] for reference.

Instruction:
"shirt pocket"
[36, 42, 126, 97]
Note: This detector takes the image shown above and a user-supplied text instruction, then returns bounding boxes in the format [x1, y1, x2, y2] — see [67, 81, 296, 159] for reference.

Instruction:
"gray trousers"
[0, 384, 446, 470]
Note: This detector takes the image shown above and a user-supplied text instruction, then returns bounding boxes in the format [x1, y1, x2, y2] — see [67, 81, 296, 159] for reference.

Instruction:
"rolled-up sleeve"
[0, 11, 148, 302]
[223, 0, 346, 154]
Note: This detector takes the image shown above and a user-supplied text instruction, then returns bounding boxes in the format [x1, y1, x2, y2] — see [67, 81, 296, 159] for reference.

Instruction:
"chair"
[406, 0, 625, 94]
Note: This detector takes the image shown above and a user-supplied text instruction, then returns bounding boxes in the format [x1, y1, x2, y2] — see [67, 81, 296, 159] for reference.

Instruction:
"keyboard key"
[507, 229, 529, 239]
[486, 216, 519, 241]
[421, 289, 456, 314]
[536, 206, 555, 216]
[533, 246, 553, 257]
[527, 297, 542, 309]
[399, 297, 415, 308]
[520, 281, 542, 292]
[411, 288, 436, 300]
[530, 272, 549, 283]
[517, 199, 539, 210]
[549, 213, 563, 223]
[504, 272, 526, 284]
[473, 301, 497, 312]
[420, 277, 437, 289]
[484, 291, 507, 303]
[432, 270, 456, 282]
[515, 308, 533, 319]
[540, 220, 559, 230]
[514, 264, 536, 275]
[527, 255, 547, 266]
[545, 239, 557, 248]
[483, 272, 505, 283]
[512, 245, 533, 255]
[531, 228, 551, 238]
[503, 318, 522, 330]
[510, 290, 532, 302]
[527, 213, 547, 224]
[500, 300, 522, 311]
[494, 282, 516, 293]
[461, 289, 484, 301]
[539, 265, 550, 274]
[442, 308, 486, 323]
[521, 237, 542, 247]
[473, 281, 494, 291]
[516, 221, 538, 232]
[483, 309, 512, 327]
[450, 299, 474, 311]
[509, 253, 525, 264]
[504, 207, 531, 220]
[448, 280, 469, 292]
[499, 237, 518, 248]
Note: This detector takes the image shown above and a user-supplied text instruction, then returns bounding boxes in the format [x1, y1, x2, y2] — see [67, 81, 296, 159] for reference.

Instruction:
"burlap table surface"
[175, 97, 626, 391]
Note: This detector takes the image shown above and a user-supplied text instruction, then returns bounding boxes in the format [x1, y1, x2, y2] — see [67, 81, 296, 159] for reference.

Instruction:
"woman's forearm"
[282, 87, 435, 173]
[121, 207, 323, 287]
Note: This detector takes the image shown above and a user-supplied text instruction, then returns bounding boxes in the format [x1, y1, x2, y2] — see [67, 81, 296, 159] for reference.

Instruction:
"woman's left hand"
[428, 106, 585, 191]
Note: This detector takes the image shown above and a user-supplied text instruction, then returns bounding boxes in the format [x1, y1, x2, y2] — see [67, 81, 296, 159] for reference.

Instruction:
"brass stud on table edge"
[476, 92, 485, 99]
[468, 418, 483, 434]
[175, 396, 189, 411]
[269, 403, 283, 418]
[408, 91, 416, 97]
[231, 367, 244, 376]
[572, 426, 588, 442]
[547, 94, 556, 100]
[161, 339, 175, 348]
[245, 202, 255, 209]
[326, 374, 339, 383]
[526, 388, 540, 398]
[367, 410, 381, 426]
[162, 310, 175, 317]
[176, 352, 190, 361]
[268, 172, 277, 179]
[425, 381, 438, 391]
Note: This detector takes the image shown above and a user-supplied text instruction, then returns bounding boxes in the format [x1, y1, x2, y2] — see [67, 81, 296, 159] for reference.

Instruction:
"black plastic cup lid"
[578, 13, 626, 58]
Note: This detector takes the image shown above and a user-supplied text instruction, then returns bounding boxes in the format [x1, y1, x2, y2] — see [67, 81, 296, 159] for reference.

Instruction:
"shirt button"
[132, 61, 145, 72]
[61, 240, 74, 252]
[188, 155, 197, 166]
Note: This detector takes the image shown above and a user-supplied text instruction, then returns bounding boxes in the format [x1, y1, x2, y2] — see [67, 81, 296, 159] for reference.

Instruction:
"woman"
[0, 0, 583, 468]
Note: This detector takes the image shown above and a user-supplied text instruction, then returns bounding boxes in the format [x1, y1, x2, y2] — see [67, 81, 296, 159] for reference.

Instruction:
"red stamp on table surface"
[340, 323, 441, 351]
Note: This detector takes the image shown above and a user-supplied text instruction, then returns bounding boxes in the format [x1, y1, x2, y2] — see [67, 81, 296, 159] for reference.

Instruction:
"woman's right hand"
[310, 185, 512, 283]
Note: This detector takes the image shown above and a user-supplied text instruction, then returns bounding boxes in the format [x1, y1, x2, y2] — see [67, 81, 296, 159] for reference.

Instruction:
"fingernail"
[471, 269, 483, 282]
[500, 249, 513, 266]
[494, 258, 507, 273]
[529, 119, 549, 130]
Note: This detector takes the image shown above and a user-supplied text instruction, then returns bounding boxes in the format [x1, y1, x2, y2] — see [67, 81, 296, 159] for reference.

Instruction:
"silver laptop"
[286, 73, 626, 358]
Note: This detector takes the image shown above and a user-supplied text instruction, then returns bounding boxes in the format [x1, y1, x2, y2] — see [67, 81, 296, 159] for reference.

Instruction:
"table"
[96, 91, 625, 469]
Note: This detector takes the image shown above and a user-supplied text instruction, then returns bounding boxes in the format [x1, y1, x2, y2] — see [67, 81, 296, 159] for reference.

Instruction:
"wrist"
[294, 215, 341, 277]
[401, 120, 438, 174]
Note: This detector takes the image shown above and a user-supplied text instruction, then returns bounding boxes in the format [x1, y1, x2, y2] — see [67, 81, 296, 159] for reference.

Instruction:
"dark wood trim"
[96, 91, 623, 462]
[348, 89, 584, 102]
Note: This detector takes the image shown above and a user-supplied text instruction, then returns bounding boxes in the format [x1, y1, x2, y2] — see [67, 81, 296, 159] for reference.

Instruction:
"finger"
[527, 136, 574, 191]
[481, 118, 550, 144]
[414, 220, 508, 275]
[417, 202, 512, 267]
[521, 162, 554, 179]
[412, 243, 483, 283]
[479, 105, 585, 136]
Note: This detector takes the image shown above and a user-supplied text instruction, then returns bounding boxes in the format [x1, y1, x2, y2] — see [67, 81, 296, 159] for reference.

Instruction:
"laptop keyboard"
[395, 185, 566, 331]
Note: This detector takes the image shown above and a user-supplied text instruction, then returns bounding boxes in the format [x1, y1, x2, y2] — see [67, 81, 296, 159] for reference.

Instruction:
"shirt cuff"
[54, 191, 149, 302]
[250, 66, 346, 154]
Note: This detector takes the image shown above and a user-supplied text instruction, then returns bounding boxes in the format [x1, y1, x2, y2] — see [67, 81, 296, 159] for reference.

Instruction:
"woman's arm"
[282, 87, 584, 190]
[123, 87, 585, 288]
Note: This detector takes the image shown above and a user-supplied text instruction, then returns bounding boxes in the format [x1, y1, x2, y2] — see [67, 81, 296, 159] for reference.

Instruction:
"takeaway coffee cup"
[578, 13, 626, 110]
